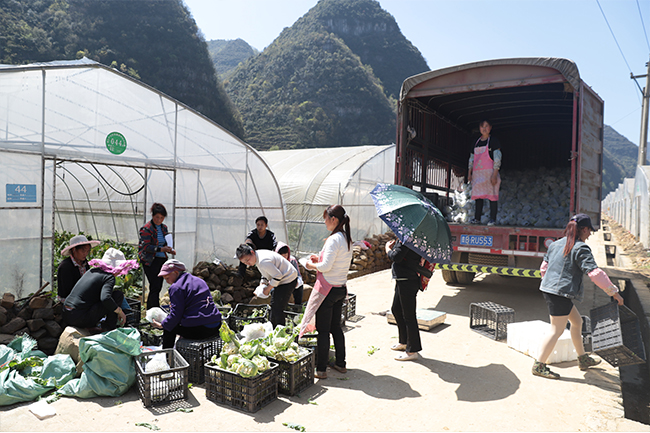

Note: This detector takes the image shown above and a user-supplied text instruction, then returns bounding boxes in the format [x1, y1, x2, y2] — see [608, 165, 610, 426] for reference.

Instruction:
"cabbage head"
[221, 340, 239, 356]
[227, 354, 242, 368]
[251, 355, 270, 372]
[236, 359, 259, 378]
[261, 344, 278, 358]
[239, 341, 260, 360]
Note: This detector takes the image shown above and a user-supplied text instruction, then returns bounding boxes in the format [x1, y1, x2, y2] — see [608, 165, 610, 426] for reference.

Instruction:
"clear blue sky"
[183, 0, 649, 147]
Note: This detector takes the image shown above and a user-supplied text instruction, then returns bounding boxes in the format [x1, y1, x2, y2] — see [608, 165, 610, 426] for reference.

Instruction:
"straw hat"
[61, 235, 100, 257]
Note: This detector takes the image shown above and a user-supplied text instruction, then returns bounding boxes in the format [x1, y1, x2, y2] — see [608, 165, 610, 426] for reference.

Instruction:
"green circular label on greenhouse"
[106, 132, 127, 155]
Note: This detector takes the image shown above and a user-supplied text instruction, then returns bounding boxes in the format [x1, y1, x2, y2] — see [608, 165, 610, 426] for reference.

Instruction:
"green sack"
[59, 327, 141, 399]
[0, 336, 76, 406]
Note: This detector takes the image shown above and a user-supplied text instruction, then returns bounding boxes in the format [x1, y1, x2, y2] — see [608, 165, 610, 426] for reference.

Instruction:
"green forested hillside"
[307, 0, 429, 99]
[207, 39, 258, 78]
[0, 0, 244, 138]
[602, 125, 645, 195]
[224, 0, 428, 150]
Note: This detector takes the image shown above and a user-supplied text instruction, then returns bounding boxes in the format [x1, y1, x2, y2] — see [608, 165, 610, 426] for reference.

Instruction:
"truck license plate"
[460, 234, 493, 247]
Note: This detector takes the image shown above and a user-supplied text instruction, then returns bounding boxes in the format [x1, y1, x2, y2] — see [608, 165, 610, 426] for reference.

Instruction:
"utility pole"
[633, 55, 650, 166]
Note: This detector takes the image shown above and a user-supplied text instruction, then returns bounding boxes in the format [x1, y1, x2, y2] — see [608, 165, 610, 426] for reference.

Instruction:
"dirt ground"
[1, 227, 649, 432]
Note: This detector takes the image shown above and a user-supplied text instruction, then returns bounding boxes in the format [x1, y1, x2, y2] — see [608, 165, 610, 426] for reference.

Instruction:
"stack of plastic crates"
[268, 349, 315, 396]
[175, 336, 223, 384]
[204, 362, 279, 413]
[135, 349, 188, 407]
[228, 304, 270, 333]
[344, 293, 356, 320]
[590, 302, 646, 367]
[469, 301, 515, 340]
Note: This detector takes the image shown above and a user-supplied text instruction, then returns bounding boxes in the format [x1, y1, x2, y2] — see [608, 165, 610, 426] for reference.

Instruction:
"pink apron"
[471, 137, 501, 201]
[299, 250, 348, 337]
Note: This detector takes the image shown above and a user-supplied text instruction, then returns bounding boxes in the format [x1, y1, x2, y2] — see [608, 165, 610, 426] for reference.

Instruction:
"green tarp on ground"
[59, 327, 141, 399]
[0, 336, 76, 406]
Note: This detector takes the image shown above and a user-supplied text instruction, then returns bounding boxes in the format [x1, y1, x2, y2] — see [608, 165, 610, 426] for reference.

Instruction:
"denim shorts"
[542, 292, 574, 316]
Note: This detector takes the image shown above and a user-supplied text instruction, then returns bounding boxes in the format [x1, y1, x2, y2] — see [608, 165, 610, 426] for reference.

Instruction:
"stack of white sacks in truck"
[446, 167, 571, 227]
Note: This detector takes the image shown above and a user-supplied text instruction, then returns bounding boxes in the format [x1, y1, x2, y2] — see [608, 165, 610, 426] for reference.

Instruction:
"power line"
[596, 0, 635, 73]
[596, 0, 642, 105]
[637, 0, 650, 51]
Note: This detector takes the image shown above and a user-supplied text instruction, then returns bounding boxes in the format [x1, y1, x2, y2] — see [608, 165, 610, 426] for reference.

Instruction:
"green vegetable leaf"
[367, 346, 379, 356]
[175, 408, 193, 413]
[283, 422, 306, 432]
[308, 399, 318, 405]
[135, 423, 160, 431]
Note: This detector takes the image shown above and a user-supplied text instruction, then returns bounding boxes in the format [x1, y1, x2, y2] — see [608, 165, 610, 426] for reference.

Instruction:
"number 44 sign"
[6, 184, 37, 202]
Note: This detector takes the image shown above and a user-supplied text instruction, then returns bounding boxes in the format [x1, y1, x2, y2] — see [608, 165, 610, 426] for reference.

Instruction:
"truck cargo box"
[396, 58, 604, 281]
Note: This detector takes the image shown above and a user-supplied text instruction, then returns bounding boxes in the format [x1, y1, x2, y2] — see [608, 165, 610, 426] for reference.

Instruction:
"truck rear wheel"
[455, 270, 476, 284]
[441, 269, 458, 283]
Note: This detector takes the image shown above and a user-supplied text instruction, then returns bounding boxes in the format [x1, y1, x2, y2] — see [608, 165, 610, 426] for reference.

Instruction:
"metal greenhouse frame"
[0, 59, 287, 298]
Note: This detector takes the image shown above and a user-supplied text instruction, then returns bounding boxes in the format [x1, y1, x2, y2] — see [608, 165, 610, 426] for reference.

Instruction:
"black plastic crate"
[204, 362, 279, 413]
[228, 304, 270, 333]
[344, 293, 356, 319]
[590, 302, 646, 367]
[135, 348, 189, 407]
[469, 301, 515, 340]
[175, 336, 223, 384]
[268, 349, 315, 396]
[285, 303, 305, 314]
[138, 322, 164, 347]
[125, 297, 141, 326]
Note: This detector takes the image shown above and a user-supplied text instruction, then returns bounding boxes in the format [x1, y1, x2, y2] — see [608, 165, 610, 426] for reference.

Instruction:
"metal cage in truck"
[396, 58, 604, 284]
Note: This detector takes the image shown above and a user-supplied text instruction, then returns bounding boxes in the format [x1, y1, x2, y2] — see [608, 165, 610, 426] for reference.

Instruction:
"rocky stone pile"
[0, 292, 63, 355]
[176, 259, 316, 307]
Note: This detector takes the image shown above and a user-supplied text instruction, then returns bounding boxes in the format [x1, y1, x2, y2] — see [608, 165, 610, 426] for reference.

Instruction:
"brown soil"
[603, 215, 650, 281]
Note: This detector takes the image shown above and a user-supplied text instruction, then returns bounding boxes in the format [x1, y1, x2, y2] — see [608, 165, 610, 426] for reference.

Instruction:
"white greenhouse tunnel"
[260, 145, 395, 255]
[0, 59, 287, 297]
[602, 165, 650, 248]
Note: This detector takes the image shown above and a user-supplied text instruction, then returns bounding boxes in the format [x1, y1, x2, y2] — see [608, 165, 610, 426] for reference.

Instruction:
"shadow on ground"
[418, 357, 520, 402]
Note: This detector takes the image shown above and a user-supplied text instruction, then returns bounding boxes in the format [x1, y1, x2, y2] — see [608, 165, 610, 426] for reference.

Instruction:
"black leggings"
[475, 198, 498, 221]
[270, 279, 297, 329]
[391, 279, 422, 352]
[316, 286, 347, 371]
[144, 256, 166, 309]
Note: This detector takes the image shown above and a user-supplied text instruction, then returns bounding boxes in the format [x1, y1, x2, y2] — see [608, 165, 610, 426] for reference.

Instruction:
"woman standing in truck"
[532, 214, 624, 379]
[467, 119, 501, 225]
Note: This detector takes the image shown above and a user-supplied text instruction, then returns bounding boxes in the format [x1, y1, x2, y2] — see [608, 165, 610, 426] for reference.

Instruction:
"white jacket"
[314, 232, 353, 286]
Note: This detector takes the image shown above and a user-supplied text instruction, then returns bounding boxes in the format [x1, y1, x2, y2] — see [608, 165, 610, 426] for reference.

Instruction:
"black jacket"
[64, 268, 119, 313]
[57, 257, 89, 299]
[387, 241, 424, 280]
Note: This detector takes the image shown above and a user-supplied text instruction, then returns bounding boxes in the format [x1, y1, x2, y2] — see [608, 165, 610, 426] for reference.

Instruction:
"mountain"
[224, 0, 429, 150]
[602, 125, 646, 196]
[207, 39, 258, 78]
[307, 0, 429, 99]
[0, 0, 244, 139]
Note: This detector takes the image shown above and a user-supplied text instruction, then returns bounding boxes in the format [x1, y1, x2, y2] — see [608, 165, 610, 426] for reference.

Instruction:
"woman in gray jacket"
[533, 214, 624, 379]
